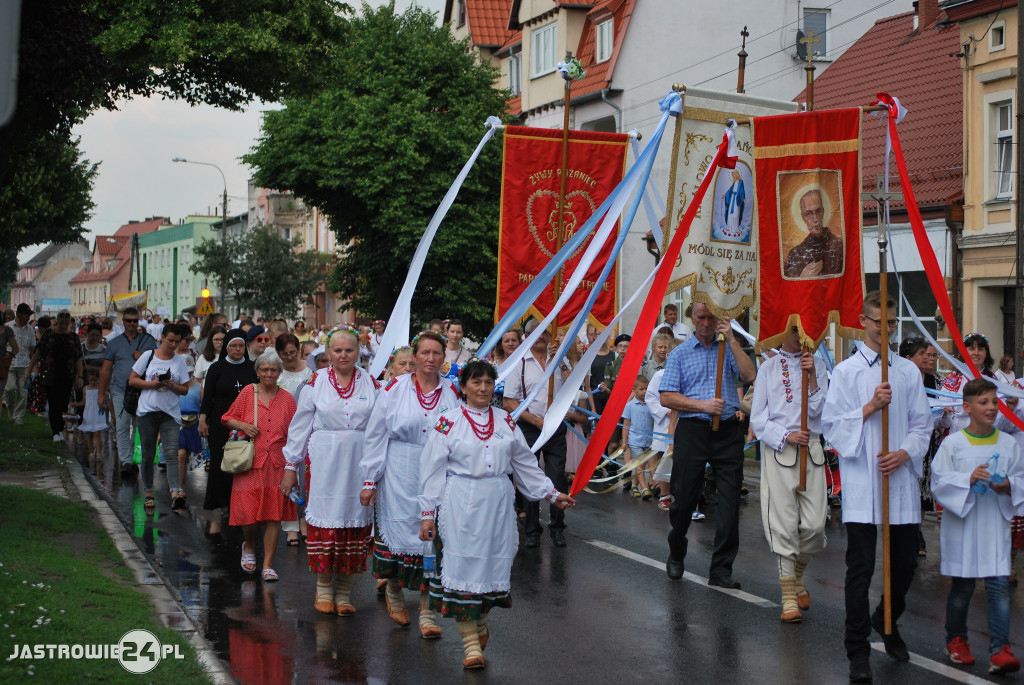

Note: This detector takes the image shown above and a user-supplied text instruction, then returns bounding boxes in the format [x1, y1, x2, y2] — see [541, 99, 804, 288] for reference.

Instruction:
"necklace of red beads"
[329, 366, 357, 400]
[462, 405, 495, 441]
[414, 375, 442, 410]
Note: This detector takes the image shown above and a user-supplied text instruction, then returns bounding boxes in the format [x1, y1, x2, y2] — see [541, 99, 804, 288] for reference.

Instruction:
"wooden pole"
[798, 344, 810, 491]
[879, 216, 893, 636]
[548, 53, 573, 405]
[712, 333, 726, 431]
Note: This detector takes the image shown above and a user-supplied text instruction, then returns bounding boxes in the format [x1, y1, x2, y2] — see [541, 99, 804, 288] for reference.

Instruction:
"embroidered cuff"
[421, 510, 436, 520]
[808, 387, 821, 397]
[362, 481, 377, 490]
[284, 463, 299, 472]
[545, 488, 559, 502]
[776, 432, 790, 453]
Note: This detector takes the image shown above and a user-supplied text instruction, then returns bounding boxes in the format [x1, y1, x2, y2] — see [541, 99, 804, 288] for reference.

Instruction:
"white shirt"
[822, 344, 933, 525]
[931, 430, 1024, 577]
[501, 351, 565, 419]
[645, 369, 672, 452]
[669, 321, 692, 341]
[751, 350, 828, 453]
[131, 351, 188, 419]
[147, 322, 164, 340]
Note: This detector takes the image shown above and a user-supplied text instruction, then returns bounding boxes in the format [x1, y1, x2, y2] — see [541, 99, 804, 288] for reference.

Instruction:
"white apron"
[438, 474, 518, 594]
[306, 429, 372, 529]
[377, 440, 425, 555]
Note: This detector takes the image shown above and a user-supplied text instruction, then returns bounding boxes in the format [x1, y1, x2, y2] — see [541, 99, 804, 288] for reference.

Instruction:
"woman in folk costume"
[360, 331, 460, 637]
[938, 333, 995, 433]
[280, 327, 379, 615]
[419, 360, 575, 669]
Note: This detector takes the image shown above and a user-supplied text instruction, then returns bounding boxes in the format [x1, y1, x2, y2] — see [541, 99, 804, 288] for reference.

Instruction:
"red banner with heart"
[496, 126, 628, 326]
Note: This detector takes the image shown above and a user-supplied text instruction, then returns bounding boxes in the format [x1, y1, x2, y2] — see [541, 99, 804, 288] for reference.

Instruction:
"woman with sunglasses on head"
[199, 328, 258, 535]
[275, 332, 312, 546]
[419, 360, 575, 669]
[281, 327, 379, 613]
[194, 326, 226, 392]
[938, 333, 996, 434]
[361, 331, 460, 638]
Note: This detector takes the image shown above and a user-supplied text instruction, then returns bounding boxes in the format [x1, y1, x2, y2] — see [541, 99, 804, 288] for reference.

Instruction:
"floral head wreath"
[386, 345, 413, 367]
[372, 320, 385, 326]
[325, 324, 361, 343]
[964, 332, 990, 345]
[411, 330, 447, 350]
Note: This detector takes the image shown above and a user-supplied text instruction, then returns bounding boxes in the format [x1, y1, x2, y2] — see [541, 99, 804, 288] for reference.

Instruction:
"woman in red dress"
[222, 348, 298, 581]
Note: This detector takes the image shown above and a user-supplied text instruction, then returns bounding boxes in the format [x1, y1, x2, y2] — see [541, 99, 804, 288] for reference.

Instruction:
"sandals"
[240, 544, 257, 574]
[286, 534, 300, 547]
[143, 494, 156, 511]
[262, 568, 279, 582]
[171, 492, 187, 511]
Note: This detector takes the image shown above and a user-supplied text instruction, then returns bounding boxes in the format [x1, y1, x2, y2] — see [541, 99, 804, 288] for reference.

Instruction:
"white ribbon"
[369, 116, 502, 379]
[528, 265, 661, 452]
[629, 129, 667, 248]
[724, 118, 740, 160]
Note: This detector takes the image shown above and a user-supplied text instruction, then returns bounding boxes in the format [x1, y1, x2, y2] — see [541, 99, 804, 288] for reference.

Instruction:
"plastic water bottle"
[288, 486, 305, 506]
[422, 539, 437, 578]
[990, 453, 1007, 487]
[972, 478, 990, 496]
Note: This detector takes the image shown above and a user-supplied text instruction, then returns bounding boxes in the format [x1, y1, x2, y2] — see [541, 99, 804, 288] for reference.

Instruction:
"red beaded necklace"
[414, 375, 441, 410]
[329, 366, 357, 400]
[461, 405, 495, 441]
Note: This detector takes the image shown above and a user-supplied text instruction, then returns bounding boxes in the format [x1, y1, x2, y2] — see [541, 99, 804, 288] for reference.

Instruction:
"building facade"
[944, 0, 1020, 358]
[138, 217, 220, 319]
[11, 242, 91, 315]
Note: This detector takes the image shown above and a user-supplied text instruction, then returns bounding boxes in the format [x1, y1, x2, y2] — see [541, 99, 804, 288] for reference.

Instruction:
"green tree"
[244, 2, 507, 339]
[0, 0, 349, 253]
[191, 225, 331, 320]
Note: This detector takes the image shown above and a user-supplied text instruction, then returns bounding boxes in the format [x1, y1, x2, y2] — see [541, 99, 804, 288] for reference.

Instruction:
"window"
[531, 23, 557, 77]
[991, 21, 1006, 52]
[996, 102, 1014, 198]
[456, 0, 466, 28]
[508, 53, 522, 95]
[596, 20, 613, 64]
[803, 9, 828, 59]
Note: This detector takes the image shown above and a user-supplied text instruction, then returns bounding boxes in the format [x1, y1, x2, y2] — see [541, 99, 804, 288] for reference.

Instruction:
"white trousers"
[759, 442, 828, 565]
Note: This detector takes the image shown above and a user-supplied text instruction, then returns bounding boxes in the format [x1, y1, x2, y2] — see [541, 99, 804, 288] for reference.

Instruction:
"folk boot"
[458, 619, 485, 669]
[385, 580, 411, 626]
[418, 590, 442, 639]
[793, 557, 811, 610]
[333, 573, 356, 615]
[780, 575, 802, 623]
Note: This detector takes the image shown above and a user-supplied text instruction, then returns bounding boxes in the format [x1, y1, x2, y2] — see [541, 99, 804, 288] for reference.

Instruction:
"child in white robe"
[932, 377, 1024, 674]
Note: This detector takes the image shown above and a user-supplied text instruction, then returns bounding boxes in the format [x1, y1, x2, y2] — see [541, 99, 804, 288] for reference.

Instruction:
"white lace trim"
[304, 513, 372, 529]
[440, 573, 511, 595]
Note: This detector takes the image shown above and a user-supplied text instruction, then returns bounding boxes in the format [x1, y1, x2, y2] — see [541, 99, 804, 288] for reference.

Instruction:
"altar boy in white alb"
[822, 291, 933, 685]
[750, 324, 829, 623]
[931, 377, 1024, 674]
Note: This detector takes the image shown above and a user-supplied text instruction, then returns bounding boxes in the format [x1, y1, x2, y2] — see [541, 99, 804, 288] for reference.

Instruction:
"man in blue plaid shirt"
[660, 302, 755, 588]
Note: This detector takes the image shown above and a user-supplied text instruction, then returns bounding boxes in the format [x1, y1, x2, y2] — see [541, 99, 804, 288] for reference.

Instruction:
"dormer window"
[596, 19, 613, 63]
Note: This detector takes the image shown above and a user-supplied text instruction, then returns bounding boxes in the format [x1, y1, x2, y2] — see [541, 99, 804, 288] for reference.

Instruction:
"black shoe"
[708, 576, 741, 590]
[666, 557, 684, 580]
[158, 461, 167, 471]
[171, 496, 186, 511]
[551, 530, 567, 547]
[871, 613, 909, 662]
[849, 658, 872, 683]
[524, 534, 540, 548]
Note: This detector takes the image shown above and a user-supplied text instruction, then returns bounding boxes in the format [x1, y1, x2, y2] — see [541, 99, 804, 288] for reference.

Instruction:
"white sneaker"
[52, 434, 64, 443]
[691, 510, 706, 521]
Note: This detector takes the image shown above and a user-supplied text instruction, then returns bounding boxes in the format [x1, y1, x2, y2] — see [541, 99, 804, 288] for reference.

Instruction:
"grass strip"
[0, 414, 68, 471]
[0, 485, 211, 683]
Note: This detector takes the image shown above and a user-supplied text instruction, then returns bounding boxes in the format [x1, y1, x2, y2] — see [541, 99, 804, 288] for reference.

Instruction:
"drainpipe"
[600, 88, 621, 133]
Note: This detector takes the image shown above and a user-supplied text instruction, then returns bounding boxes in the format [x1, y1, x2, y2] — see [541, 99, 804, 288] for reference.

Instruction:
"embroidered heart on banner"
[525, 189, 597, 259]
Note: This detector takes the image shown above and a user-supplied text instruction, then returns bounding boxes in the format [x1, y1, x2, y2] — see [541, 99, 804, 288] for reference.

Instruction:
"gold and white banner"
[664, 87, 799, 318]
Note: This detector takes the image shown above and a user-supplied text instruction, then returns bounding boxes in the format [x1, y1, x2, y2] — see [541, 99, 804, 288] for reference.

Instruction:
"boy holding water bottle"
[932, 377, 1024, 673]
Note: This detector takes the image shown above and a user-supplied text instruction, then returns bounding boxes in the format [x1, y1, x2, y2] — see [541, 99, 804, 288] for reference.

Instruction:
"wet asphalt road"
[93, 461, 1024, 685]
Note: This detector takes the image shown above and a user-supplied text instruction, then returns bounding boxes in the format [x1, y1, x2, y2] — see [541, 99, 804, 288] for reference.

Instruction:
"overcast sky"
[20, 0, 446, 263]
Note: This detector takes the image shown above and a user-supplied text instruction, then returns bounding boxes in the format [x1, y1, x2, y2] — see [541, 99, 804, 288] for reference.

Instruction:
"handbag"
[122, 351, 154, 417]
[221, 384, 258, 474]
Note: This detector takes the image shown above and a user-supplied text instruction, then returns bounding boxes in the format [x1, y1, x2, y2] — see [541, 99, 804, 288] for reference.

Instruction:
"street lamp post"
[172, 157, 228, 312]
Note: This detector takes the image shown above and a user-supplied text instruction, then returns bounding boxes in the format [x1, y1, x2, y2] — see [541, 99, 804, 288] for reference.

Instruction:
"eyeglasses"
[255, 336, 270, 343]
[865, 316, 898, 328]
[280, 349, 298, 358]
[258, 368, 281, 374]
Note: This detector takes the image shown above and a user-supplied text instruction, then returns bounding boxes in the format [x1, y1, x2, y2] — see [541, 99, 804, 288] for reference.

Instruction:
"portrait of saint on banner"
[776, 169, 845, 281]
[711, 161, 753, 245]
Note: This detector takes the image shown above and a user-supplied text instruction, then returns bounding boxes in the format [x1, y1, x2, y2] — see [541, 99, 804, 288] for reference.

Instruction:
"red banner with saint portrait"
[751, 108, 864, 351]
[496, 126, 628, 326]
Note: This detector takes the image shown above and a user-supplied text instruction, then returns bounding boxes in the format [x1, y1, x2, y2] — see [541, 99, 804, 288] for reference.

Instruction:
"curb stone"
[65, 461, 234, 684]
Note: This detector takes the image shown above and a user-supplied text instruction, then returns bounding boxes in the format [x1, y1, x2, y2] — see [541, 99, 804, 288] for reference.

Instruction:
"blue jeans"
[945, 575, 1011, 655]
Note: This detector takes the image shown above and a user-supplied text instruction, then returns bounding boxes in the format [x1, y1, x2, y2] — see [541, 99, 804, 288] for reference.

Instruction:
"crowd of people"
[3, 298, 1024, 677]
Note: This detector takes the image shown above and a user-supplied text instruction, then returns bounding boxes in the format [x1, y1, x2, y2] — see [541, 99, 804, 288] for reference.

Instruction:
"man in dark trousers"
[660, 302, 755, 588]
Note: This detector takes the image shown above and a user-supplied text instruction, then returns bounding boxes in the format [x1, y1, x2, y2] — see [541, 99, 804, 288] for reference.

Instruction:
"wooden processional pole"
[548, 52, 574, 404]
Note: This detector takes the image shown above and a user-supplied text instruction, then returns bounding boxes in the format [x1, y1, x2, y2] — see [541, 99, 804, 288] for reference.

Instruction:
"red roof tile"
[795, 11, 962, 210]
[96, 235, 128, 255]
[112, 216, 171, 238]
